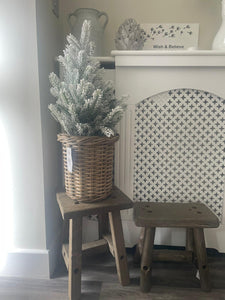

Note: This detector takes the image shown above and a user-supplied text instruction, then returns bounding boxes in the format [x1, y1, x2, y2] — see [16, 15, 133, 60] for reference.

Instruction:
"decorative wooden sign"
[141, 23, 199, 50]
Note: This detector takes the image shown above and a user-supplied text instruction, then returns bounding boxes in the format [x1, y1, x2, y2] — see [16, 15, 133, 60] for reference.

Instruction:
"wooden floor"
[0, 249, 225, 300]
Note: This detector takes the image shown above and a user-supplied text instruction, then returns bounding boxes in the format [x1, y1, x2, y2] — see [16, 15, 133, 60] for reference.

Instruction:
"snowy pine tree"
[49, 20, 127, 137]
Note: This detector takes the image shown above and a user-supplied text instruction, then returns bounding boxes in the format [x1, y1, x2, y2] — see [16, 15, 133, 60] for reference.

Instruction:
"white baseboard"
[0, 248, 50, 279]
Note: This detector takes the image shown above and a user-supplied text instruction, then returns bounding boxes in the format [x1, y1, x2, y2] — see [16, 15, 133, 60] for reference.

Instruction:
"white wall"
[0, 0, 46, 250]
[60, 0, 221, 55]
[0, 0, 62, 278]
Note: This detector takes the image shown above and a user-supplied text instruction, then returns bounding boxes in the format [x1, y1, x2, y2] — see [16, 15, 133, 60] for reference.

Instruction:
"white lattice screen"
[134, 88, 225, 220]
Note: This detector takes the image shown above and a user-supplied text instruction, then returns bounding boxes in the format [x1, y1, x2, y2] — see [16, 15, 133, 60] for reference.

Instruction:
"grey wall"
[35, 0, 63, 275]
[0, 0, 63, 277]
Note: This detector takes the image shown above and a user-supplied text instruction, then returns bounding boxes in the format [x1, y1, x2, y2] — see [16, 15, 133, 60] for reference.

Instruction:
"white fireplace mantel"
[111, 50, 225, 252]
[111, 50, 225, 67]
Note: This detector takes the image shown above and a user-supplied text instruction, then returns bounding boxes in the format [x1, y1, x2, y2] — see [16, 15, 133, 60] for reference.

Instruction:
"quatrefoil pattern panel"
[134, 89, 225, 219]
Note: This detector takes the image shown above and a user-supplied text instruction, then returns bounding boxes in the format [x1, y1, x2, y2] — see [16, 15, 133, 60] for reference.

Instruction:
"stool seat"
[57, 186, 132, 219]
[57, 186, 133, 300]
[133, 202, 219, 293]
[134, 202, 219, 228]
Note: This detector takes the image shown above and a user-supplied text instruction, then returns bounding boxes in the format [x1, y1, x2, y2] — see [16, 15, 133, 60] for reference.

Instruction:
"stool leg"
[140, 227, 155, 293]
[108, 210, 130, 286]
[61, 220, 69, 244]
[68, 217, 82, 300]
[186, 228, 194, 252]
[98, 213, 109, 238]
[193, 228, 211, 292]
[134, 227, 145, 265]
[186, 228, 198, 266]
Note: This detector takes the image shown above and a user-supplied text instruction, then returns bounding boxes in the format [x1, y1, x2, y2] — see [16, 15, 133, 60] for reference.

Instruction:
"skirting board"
[0, 248, 50, 279]
[0, 229, 64, 279]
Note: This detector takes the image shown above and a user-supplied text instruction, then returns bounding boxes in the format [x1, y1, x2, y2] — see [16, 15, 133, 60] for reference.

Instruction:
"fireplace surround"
[112, 50, 225, 252]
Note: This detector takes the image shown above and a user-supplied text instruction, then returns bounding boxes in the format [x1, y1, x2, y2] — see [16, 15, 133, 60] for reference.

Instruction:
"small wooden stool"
[57, 186, 133, 300]
[133, 202, 219, 293]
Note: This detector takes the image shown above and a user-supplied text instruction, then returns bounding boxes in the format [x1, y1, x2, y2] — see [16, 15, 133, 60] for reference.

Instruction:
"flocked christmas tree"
[49, 20, 126, 137]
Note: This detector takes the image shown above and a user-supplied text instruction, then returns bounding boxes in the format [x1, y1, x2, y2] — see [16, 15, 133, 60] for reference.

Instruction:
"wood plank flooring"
[0, 249, 225, 299]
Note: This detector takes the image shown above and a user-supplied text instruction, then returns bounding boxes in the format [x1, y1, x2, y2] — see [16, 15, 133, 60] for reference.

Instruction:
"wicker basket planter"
[57, 133, 119, 203]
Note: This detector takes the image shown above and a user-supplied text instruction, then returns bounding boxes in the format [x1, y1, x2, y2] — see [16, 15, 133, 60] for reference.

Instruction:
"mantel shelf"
[111, 50, 225, 56]
[111, 50, 225, 67]
[97, 56, 115, 69]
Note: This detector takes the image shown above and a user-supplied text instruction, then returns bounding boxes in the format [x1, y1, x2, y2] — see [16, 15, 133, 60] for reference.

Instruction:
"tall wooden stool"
[57, 186, 133, 300]
[133, 202, 219, 293]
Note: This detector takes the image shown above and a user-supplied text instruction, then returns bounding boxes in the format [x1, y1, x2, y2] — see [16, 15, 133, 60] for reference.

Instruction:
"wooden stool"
[133, 202, 219, 293]
[57, 186, 133, 300]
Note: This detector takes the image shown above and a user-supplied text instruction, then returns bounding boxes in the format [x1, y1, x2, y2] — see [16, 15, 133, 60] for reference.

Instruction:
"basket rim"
[57, 133, 119, 145]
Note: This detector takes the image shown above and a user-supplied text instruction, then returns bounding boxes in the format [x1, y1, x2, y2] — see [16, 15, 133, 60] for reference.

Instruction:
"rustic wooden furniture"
[133, 202, 219, 292]
[57, 186, 133, 300]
